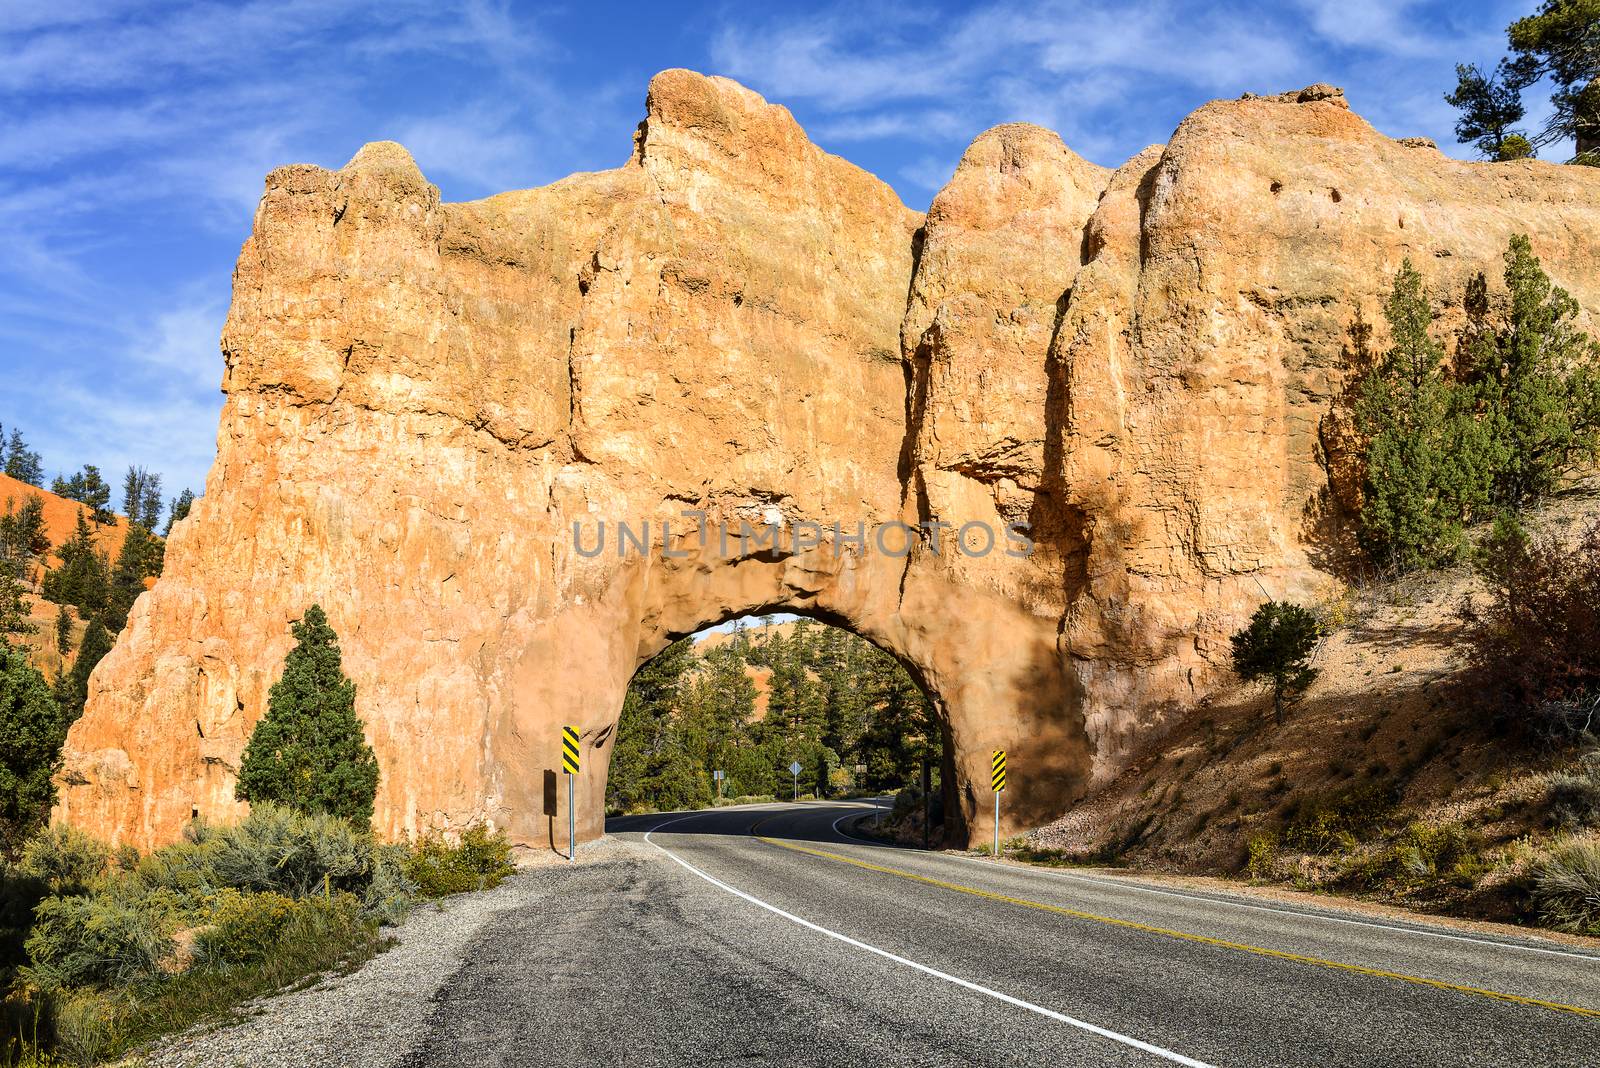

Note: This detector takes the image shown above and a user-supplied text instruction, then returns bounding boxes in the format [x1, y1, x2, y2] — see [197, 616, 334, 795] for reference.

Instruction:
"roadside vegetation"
[608, 620, 942, 819]
[0, 606, 514, 1066]
[1024, 235, 1600, 941]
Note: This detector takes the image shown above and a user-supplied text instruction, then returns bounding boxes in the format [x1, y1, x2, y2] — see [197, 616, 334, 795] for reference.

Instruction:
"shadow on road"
[604, 801, 922, 852]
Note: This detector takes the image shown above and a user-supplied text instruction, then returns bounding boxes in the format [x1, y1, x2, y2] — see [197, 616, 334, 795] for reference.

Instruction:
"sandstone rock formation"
[58, 71, 1600, 852]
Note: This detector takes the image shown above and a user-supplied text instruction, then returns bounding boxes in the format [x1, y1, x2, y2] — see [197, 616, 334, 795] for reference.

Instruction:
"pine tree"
[51, 471, 84, 502]
[606, 640, 706, 813]
[1230, 601, 1324, 726]
[0, 495, 48, 560]
[0, 645, 69, 852]
[106, 524, 155, 631]
[78, 466, 111, 524]
[41, 510, 110, 624]
[1471, 235, 1600, 505]
[0, 569, 30, 648]
[1446, 61, 1535, 159]
[1354, 260, 1503, 569]
[54, 606, 71, 657]
[235, 605, 380, 826]
[2, 430, 43, 487]
[120, 467, 163, 530]
[1507, 0, 1600, 163]
[165, 489, 195, 536]
[55, 619, 111, 722]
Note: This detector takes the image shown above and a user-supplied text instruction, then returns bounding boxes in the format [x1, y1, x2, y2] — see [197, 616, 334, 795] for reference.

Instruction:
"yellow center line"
[755, 832, 1600, 1020]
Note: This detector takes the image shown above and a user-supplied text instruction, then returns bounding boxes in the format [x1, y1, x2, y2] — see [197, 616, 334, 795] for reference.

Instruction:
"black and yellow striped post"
[991, 749, 1007, 857]
[562, 725, 580, 861]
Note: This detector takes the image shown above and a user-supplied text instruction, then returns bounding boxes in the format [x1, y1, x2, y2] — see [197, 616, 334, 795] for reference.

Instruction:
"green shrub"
[23, 893, 171, 990]
[1244, 833, 1277, 879]
[1528, 836, 1600, 933]
[1389, 822, 1485, 886]
[52, 990, 121, 1068]
[1546, 753, 1600, 829]
[203, 805, 373, 898]
[1283, 783, 1396, 854]
[132, 836, 219, 898]
[404, 825, 514, 898]
[112, 892, 378, 1055]
[19, 828, 110, 897]
[191, 890, 297, 970]
[362, 844, 417, 926]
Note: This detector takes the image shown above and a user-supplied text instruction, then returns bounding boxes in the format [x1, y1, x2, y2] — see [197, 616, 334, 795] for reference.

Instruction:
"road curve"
[405, 802, 1599, 1067]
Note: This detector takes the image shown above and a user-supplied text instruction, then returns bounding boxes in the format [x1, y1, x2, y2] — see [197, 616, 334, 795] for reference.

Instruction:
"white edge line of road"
[828, 809, 1600, 964]
[644, 811, 1216, 1068]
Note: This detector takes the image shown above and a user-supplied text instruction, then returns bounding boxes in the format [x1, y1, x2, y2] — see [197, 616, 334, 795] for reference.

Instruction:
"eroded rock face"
[58, 74, 1600, 851]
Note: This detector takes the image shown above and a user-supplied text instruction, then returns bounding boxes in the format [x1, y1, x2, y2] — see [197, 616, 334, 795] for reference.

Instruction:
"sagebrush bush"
[19, 827, 108, 897]
[202, 805, 373, 898]
[1391, 822, 1485, 886]
[23, 893, 171, 990]
[1528, 836, 1600, 933]
[1545, 753, 1600, 829]
[404, 825, 514, 898]
[362, 843, 418, 926]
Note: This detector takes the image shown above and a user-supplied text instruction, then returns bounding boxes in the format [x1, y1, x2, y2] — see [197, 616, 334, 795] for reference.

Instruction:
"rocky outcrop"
[58, 74, 1600, 852]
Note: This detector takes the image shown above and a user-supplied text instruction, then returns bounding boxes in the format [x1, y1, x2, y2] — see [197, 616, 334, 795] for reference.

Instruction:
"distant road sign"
[790, 761, 803, 776]
[713, 769, 725, 781]
[562, 726, 581, 775]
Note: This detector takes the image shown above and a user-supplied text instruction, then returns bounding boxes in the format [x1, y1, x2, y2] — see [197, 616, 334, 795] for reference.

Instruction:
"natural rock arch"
[57, 71, 1600, 851]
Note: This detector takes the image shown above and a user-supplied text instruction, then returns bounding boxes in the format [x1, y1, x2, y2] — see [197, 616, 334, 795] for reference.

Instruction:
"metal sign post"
[790, 760, 802, 801]
[562, 725, 581, 862]
[991, 749, 1007, 857]
[921, 757, 932, 849]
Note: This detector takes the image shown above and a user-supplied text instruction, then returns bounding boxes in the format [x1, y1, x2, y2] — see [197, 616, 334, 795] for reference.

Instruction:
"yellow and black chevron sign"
[991, 749, 1006, 792]
[562, 725, 581, 775]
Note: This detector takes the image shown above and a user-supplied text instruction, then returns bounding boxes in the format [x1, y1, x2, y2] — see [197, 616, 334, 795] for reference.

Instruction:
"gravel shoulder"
[142, 835, 640, 1068]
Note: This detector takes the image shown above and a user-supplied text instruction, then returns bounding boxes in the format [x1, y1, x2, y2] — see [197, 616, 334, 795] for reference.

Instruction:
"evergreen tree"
[1469, 235, 1600, 506]
[1446, 61, 1535, 159]
[1507, 0, 1600, 163]
[50, 471, 84, 502]
[78, 466, 111, 524]
[1230, 601, 1324, 726]
[165, 489, 195, 536]
[54, 606, 71, 657]
[106, 523, 156, 631]
[606, 640, 706, 812]
[0, 569, 30, 648]
[1354, 260, 1503, 569]
[2, 430, 43, 487]
[55, 619, 111, 722]
[0, 645, 69, 853]
[120, 467, 163, 530]
[40, 510, 110, 625]
[235, 605, 380, 826]
[0, 495, 48, 560]
[857, 647, 935, 790]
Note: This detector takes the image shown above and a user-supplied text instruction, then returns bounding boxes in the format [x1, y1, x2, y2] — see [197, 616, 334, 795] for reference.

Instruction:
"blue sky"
[0, 0, 1559, 503]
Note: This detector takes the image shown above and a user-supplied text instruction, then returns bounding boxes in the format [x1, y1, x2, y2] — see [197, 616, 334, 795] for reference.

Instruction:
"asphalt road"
[405, 801, 1600, 1067]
